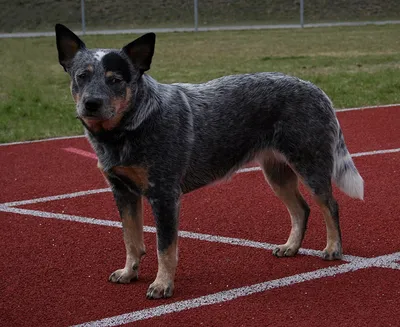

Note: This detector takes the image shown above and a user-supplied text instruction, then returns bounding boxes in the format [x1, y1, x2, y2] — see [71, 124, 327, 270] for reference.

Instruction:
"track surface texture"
[1, 105, 399, 327]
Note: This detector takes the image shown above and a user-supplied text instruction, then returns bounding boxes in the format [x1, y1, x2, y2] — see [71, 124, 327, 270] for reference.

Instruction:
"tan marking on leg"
[315, 198, 342, 260]
[147, 240, 177, 299]
[109, 197, 146, 283]
[112, 165, 149, 191]
[259, 153, 309, 257]
[269, 181, 308, 257]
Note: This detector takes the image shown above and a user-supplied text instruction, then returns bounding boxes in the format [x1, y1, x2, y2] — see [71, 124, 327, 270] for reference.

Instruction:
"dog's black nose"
[84, 98, 103, 112]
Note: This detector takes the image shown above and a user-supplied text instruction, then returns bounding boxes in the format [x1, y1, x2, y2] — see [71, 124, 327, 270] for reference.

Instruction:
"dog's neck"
[128, 74, 162, 130]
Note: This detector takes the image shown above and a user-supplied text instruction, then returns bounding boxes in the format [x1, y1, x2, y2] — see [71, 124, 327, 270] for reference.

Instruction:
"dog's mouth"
[77, 107, 115, 121]
[76, 108, 124, 133]
[79, 115, 106, 121]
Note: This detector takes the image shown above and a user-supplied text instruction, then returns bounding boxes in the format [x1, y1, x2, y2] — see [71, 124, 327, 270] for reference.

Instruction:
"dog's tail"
[332, 124, 364, 200]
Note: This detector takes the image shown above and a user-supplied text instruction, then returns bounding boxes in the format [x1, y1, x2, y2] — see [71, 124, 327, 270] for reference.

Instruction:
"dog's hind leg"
[287, 155, 343, 260]
[259, 153, 310, 257]
[313, 192, 342, 260]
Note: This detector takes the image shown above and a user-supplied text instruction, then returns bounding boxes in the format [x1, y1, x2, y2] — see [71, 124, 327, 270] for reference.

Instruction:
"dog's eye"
[109, 77, 123, 85]
[77, 72, 87, 80]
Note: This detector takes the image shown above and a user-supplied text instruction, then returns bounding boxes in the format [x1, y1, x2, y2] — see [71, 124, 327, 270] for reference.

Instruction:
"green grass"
[1, 24, 400, 143]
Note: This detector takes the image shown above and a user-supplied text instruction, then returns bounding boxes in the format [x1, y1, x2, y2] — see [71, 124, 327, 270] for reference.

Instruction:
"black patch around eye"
[102, 53, 131, 83]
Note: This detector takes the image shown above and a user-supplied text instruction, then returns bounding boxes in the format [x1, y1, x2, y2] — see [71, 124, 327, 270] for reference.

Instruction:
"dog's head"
[55, 24, 155, 132]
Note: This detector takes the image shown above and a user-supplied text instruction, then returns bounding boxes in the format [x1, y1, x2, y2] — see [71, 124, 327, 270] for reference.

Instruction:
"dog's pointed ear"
[122, 33, 156, 73]
[55, 24, 86, 71]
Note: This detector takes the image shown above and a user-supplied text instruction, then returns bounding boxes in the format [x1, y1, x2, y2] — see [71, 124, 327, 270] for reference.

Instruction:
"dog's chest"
[112, 165, 150, 191]
[98, 161, 150, 193]
[94, 140, 151, 193]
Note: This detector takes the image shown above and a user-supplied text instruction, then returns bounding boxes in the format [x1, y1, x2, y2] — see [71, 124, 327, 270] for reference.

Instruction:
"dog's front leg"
[102, 171, 146, 284]
[146, 194, 180, 299]
[109, 194, 145, 283]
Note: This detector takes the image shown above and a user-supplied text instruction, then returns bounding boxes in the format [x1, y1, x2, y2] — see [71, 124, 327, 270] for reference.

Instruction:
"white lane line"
[0, 104, 399, 147]
[237, 166, 261, 173]
[64, 147, 97, 159]
[336, 103, 400, 112]
[370, 252, 400, 263]
[369, 252, 400, 270]
[375, 262, 400, 270]
[0, 135, 84, 147]
[0, 205, 122, 228]
[236, 147, 400, 173]
[71, 253, 398, 327]
[0, 205, 364, 262]
[351, 148, 400, 157]
[2, 188, 110, 207]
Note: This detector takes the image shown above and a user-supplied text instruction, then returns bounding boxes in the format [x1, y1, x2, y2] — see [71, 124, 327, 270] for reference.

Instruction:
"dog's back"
[171, 73, 340, 192]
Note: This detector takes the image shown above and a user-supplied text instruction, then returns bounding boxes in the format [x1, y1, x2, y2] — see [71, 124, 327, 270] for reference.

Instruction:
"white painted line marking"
[64, 147, 97, 159]
[0, 104, 399, 147]
[375, 262, 400, 270]
[3, 188, 110, 207]
[351, 148, 400, 157]
[236, 166, 261, 173]
[0, 135, 84, 147]
[71, 252, 399, 327]
[0, 205, 122, 228]
[0, 205, 365, 262]
[233, 147, 400, 174]
[370, 252, 400, 262]
[336, 103, 400, 112]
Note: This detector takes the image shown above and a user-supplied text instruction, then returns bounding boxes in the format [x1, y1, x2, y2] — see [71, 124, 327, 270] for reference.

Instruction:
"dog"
[55, 24, 364, 299]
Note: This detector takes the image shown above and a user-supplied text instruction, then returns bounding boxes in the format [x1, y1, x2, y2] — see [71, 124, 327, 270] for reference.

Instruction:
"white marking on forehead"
[94, 50, 106, 61]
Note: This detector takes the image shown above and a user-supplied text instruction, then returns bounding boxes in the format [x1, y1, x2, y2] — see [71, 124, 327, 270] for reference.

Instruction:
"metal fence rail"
[0, 0, 399, 36]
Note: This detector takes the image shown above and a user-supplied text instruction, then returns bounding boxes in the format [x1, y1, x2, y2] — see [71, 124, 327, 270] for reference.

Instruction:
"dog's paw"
[322, 247, 343, 260]
[273, 244, 299, 257]
[109, 268, 138, 284]
[146, 280, 174, 299]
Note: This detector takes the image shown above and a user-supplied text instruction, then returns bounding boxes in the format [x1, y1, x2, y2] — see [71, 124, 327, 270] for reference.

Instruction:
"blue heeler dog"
[55, 24, 364, 299]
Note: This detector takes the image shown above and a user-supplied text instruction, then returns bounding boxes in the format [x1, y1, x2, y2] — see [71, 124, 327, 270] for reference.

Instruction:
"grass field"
[1, 24, 400, 143]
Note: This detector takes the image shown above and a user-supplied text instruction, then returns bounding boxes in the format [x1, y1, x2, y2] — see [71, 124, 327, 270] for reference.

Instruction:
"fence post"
[300, 0, 304, 28]
[194, 0, 198, 31]
[81, 0, 86, 34]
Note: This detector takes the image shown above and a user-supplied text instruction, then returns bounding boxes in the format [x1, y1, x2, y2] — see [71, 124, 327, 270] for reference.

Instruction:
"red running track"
[0, 105, 399, 327]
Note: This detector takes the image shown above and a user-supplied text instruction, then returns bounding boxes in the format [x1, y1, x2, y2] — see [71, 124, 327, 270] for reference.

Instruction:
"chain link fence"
[1, 0, 399, 34]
